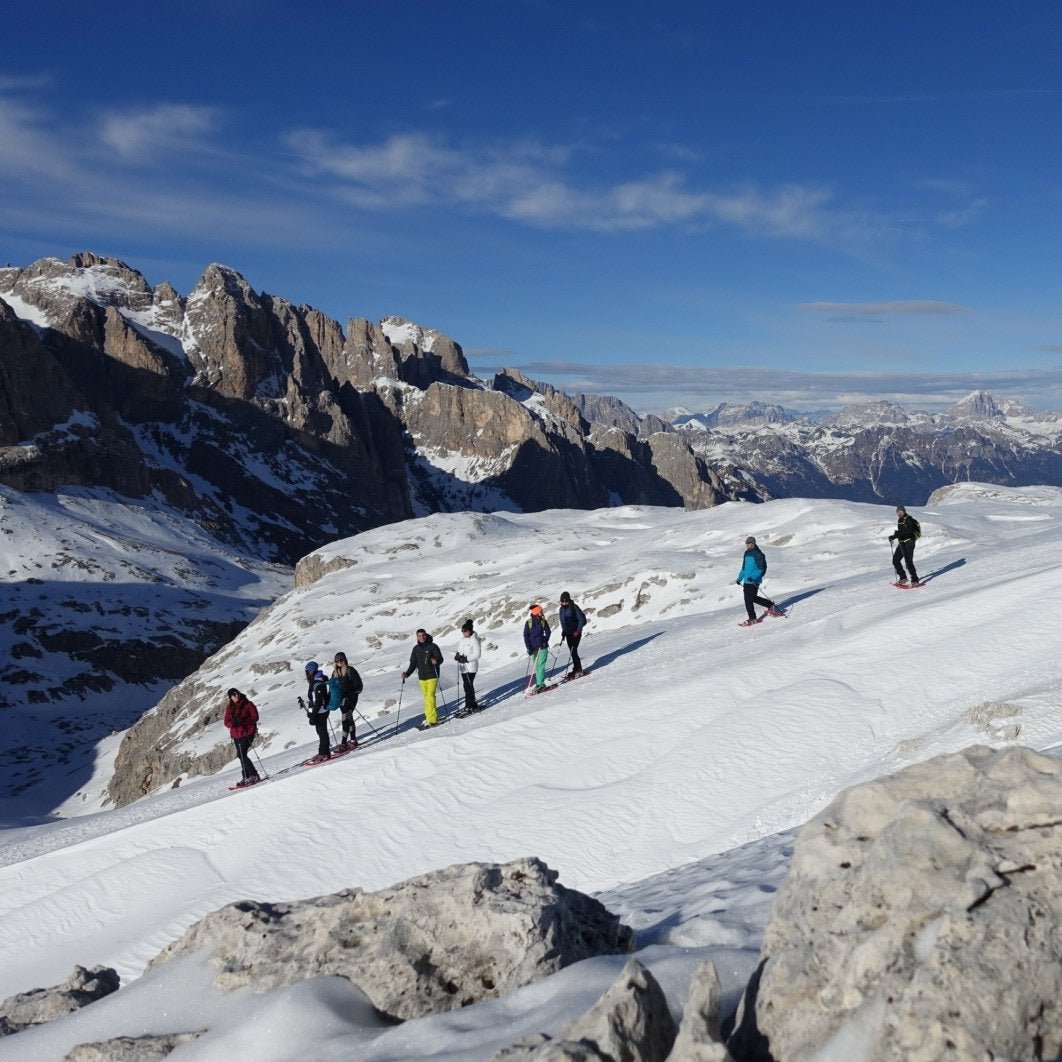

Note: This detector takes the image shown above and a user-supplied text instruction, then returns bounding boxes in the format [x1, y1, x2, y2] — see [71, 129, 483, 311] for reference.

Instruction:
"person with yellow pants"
[401, 628, 445, 730]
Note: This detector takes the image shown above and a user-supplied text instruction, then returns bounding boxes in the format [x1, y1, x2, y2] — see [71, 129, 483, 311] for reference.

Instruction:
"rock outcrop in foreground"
[733, 744, 1062, 1061]
[0, 965, 119, 1036]
[150, 856, 633, 1021]
[9, 747, 1062, 1060]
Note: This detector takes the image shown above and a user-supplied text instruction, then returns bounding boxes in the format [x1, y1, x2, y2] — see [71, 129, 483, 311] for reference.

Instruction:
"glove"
[455, 653, 466, 663]
[735, 578, 742, 585]
[401, 674, 406, 684]
[888, 534, 896, 542]
[297, 696, 306, 709]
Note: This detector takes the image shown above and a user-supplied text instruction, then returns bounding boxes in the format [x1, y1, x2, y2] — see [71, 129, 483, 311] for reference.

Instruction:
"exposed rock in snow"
[0, 965, 119, 1036]
[149, 857, 634, 1022]
[736, 745, 1062, 1061]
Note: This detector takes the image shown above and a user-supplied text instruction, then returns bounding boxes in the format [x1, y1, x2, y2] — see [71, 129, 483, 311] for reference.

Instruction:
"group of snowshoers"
[224, 505, 922, 784]
[736, 504, 922, 625]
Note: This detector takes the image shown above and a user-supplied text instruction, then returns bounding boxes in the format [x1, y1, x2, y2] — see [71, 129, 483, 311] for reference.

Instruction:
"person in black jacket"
[401, 629, 444, 729]
[558, 592, 586, 677]
[302, 661, 332, 762]
[889, 505, 922, 586]
[331, 652, 363, 749]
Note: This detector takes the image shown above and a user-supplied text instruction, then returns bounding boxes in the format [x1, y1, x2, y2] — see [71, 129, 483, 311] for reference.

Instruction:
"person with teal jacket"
[523, 604, 551, 692]
[736, 536, 784, 626]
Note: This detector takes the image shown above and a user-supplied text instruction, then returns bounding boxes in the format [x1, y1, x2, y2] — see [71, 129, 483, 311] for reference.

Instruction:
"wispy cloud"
[285, 129, 866, 240]
[99, 104, 221, 161]
[802, 300, 969, 322]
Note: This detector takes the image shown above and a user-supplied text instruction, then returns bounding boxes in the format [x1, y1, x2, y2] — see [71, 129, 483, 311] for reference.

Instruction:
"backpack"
[911, 517, 922, 539]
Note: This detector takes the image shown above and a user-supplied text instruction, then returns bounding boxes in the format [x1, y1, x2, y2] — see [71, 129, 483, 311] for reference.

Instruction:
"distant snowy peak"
[820, 400, 912, 428]
[673, 401, 797, 430]
[945, 390, 1032, 420]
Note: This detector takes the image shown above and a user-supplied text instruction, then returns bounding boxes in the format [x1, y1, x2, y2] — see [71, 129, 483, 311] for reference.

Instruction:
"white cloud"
[99, 104, 220, 161]
[285, 129, 860, 242]
[0, 96, 76, 181]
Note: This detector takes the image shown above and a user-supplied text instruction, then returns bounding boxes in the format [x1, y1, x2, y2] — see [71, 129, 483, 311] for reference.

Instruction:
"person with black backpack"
[558, 592, 587, 678]
[330, 652, 363, 750]
[889, 505, 922, 587]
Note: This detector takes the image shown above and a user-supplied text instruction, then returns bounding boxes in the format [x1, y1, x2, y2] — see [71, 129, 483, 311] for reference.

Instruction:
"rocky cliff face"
[1, 254, 755, 565]
[0, 253, 760, 813]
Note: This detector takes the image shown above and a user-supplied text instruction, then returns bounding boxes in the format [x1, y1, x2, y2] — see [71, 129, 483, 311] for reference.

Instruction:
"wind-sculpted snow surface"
[5, 486, 1062, 1058]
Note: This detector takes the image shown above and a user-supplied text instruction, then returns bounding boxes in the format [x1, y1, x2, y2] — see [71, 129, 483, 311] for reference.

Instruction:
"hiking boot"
[418, 721, 437, 731]
[311, 753, 331, 763]
[767, 606, 786, 618]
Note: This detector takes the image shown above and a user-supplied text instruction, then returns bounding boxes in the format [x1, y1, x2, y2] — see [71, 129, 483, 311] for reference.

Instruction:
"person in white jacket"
[454, 618, 482, 716]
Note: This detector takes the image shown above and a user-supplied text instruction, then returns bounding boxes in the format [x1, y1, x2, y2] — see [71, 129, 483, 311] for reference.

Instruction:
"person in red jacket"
[223, 688, 262, 787]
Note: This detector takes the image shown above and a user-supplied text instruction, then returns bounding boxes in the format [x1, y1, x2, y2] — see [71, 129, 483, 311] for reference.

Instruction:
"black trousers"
[743, 582, 774, 620]
[893, 540, 919, 581]
[341, 700, 358, 741]
[461, 672, 478, 711]
[233, 735, 258, 780]
[313, 714, 331, 756]
[563, 631, 582, 672]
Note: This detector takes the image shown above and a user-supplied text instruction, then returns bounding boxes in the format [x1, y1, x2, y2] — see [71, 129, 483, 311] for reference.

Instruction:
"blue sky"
[3, 0, 1062, 412]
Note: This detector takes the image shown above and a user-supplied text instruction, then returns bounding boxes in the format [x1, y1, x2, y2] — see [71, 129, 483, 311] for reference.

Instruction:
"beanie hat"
[333, 652, 347, 664]
[461, 619, 474, 632]
[304, 660, 318, 672]
[529, 604, 543, 616]
[227, 688, 240, 697]
[896, 504, 906, 513]
[560, 592, 571, 603]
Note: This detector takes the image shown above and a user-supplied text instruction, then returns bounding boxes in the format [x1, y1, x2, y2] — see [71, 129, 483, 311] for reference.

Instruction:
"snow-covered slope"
[3, 484, 1062, 1059]
[0, 485, 289, 822]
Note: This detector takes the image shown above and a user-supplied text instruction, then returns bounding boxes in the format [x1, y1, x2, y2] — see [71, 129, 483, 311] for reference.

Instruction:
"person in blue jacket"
[736, 536, 784, 626]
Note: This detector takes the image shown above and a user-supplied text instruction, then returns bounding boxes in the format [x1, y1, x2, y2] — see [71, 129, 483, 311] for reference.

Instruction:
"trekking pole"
[327, 714, 340, 746]
[353, 704, 382, 739]
[251, 744, 268, 780]
[394, 682, 405, 737]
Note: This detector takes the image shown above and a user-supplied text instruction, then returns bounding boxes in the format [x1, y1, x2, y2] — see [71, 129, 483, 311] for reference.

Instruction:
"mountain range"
[6, 251, 1062, 815]
[670, 393, 1062, 503]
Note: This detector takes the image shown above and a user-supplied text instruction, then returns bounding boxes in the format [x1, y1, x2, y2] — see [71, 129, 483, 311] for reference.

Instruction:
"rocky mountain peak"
[947, 390, 1005, 419]
[821, 400, 911, 428]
